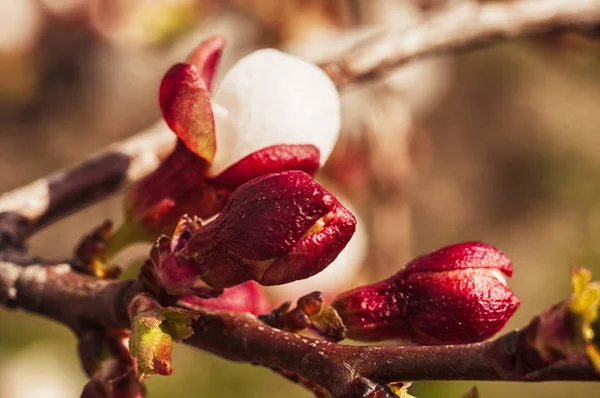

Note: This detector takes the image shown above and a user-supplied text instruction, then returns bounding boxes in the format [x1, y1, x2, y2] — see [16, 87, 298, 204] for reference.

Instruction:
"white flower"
[208, 49, 341, 176]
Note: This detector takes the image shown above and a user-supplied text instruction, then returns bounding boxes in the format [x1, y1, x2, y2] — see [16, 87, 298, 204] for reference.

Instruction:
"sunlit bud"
[128, 294, 197, 380]
[186, 170, 356, 288]
[332, 242, 520, 345]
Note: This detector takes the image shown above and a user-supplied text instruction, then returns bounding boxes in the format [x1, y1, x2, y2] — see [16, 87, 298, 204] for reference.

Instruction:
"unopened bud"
[331, 242, 520, 345]
[187, 170, 356, 288]
[143, 171, 356, 297]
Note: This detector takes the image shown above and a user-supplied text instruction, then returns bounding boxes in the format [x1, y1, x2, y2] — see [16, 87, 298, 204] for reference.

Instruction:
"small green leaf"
[161, 308, 197, 342]
[128, 294, 198, 380]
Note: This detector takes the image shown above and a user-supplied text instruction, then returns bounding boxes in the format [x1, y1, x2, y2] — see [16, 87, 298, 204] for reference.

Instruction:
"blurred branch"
[1, 260, 598, 397]
[0, 124, 174, 243]
[320, 0, 600, 86]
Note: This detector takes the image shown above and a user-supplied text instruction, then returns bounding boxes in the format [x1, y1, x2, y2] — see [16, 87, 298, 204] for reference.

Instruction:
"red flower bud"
[143, 170, 356, 296]
[179, 281, 272, 315]
[186, 170, 356, 288]
[331, 242, 520, 345]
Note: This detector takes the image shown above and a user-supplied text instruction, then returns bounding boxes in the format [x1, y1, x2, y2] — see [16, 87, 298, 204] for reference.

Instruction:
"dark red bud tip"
[332, 242, 519, 345]
[159, 63, 216, 162]
[188, 170, 356, 288]
[209, 144, 320, 189]
[185, 36, 226, 92]
[402, 241, 513, 277]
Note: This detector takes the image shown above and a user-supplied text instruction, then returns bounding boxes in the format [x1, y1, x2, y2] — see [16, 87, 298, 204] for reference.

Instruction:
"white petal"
[491, 269, 508, 286]
[266, 204, 367, 303]
[208, 49, 341, 176]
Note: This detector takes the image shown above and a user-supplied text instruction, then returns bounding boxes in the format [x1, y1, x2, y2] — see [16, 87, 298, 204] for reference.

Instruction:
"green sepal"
[128, 294, 198, 380]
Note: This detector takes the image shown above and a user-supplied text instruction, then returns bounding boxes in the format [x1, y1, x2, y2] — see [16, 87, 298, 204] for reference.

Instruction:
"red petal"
[159, 63, 216, 162]
[185, 36, 226, 92]
[215, 171, 337, 260]
[259, 205, 356, 285]
[402, 241, 513, 277]
[209, 144, 320, 189]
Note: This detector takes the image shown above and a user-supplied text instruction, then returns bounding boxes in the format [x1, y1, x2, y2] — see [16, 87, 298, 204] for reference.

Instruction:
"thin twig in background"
[321, 0, 600, 86]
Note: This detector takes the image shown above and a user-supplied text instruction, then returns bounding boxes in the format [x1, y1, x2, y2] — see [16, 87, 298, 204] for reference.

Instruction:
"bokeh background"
[2, 0, 600, 397]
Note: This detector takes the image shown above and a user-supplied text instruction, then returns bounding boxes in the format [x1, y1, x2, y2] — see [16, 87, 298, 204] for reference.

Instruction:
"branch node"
[14, 264, 48, 312]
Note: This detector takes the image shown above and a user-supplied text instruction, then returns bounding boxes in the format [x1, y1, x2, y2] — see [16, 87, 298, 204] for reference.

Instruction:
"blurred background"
[2, 0, 600, 397]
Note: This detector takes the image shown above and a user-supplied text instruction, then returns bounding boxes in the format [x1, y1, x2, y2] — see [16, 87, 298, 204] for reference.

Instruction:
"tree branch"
[320, 0, 600, 86]
[1, 261, 598, 398]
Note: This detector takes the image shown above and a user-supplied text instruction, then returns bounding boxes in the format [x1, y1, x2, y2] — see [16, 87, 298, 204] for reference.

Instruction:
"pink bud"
[331, 242, 520, 345]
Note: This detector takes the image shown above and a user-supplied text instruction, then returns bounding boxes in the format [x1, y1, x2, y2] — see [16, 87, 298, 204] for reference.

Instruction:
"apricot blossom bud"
[142, 170, 356, 296]
[159, 39, 340, 178]
[187, 170, 356, 288]
[331, 242, 520, 345]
